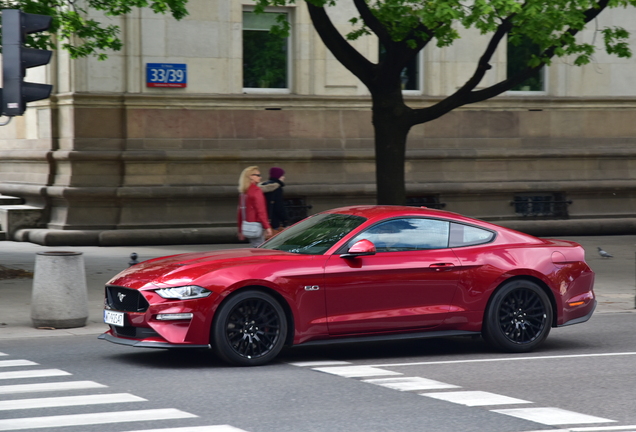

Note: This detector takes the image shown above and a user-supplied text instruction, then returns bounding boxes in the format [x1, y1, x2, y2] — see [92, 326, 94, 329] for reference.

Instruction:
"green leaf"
[1, 0, 188, 59]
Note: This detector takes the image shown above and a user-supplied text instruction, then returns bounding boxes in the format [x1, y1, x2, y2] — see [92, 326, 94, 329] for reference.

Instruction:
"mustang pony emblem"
[117, 292, 127, 302]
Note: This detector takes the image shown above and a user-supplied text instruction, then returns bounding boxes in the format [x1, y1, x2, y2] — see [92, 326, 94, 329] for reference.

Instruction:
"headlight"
[155, 285, 212, 300]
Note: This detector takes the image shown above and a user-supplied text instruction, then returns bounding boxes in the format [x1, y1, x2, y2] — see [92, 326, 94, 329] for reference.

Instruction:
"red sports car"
[100, 206, 596, 366]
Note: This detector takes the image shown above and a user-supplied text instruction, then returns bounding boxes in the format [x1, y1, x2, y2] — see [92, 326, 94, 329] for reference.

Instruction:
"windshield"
[261, 213, 367, 255]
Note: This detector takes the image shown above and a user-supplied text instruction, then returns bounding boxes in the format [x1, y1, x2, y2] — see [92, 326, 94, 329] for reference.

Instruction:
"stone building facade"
[1, 1, 636, 245]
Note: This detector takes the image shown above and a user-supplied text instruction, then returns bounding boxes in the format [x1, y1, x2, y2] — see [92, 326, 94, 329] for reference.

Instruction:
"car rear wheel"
[483, 280, 552, 353]
[212, 290, 287, 366]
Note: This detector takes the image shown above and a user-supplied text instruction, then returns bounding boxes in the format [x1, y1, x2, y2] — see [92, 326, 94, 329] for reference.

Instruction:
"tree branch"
[352, 0, 392, 46]
[412, 0, 611, 125]
[468, 0, 610, 104]
[411, 17, 513, 124]
[305, 1, 375, 86]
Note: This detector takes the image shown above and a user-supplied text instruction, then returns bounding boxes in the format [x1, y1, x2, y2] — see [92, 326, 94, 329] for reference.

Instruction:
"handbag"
[240, 194, 263, 239]
[241, 220, 263, 239]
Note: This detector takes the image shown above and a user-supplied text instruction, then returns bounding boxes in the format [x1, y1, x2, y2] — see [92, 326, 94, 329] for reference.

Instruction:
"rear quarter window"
[449, 223, 495, 247]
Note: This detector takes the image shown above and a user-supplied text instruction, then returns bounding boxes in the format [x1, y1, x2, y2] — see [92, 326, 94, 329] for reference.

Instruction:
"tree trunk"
[372, 104, 411, 205]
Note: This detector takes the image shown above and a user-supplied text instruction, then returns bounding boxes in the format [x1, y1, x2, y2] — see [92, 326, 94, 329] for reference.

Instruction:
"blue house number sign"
[146, 63, 187, 88]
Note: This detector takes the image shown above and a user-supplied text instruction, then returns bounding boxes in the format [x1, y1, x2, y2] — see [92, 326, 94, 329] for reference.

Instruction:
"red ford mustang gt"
[100, 206, 596, 366]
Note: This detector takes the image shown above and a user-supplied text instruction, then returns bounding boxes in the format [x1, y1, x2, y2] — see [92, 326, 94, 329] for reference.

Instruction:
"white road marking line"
[0, 369, 70, 380]
[420, 390, 532, 406]
[313, 365, 403, 378]
[517, 429, 572, 432]
[368, 352, 636, 368]
[0, 353, 7, 356]
[362, 376, 460, 391]
[289, 360, 352, 367]
[0, 408, 198, 431]
[0, 393, 146, 411]
[492, 407, 616, 425]
[522, 426, 636, 432]
[0, 380, 107, 395]
[122, 426, 251, 432]
[0, 360, 38, 368]
[570, 426, 636, 431]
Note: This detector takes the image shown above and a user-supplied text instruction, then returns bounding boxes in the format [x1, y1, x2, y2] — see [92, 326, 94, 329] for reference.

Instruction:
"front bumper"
[102, 284, 218, 346]
[98, 332, 210, 349]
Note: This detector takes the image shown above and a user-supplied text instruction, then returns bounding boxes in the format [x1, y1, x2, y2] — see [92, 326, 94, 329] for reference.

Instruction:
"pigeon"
[597, 247, 613, 258]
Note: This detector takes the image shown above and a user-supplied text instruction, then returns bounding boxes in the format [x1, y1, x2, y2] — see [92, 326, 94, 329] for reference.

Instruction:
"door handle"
[429, 263, 455, 271]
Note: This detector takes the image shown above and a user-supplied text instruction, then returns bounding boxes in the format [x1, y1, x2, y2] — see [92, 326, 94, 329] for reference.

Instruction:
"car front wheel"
[212, 290, 287, 366]
[483, 280, 553, 353]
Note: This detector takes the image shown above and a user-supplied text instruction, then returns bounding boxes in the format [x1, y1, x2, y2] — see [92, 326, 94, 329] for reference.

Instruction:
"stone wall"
[2, 0, 636, 244]
[1, 93, 636, 245]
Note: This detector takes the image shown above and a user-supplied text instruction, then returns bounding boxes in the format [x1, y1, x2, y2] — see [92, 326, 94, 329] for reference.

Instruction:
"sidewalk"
[1, 235, 635, 340]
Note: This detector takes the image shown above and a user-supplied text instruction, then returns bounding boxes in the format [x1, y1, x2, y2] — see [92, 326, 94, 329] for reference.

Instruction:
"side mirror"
[340, 239, 376, 259]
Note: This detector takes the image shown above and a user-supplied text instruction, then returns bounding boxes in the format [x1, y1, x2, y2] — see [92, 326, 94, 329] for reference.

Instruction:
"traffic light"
[1, 9, 53, 117]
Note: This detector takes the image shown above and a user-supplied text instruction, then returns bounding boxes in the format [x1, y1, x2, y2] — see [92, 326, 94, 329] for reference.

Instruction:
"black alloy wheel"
[483, 279, 553, 353]
[212, 290, 287, 366]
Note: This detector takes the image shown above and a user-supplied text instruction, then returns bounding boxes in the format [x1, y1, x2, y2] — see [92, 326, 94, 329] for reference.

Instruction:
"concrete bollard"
[31, 251, 89, 329]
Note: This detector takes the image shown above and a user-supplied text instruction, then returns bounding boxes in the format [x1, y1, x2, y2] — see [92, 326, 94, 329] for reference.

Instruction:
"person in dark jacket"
[261, 167, 288, 232]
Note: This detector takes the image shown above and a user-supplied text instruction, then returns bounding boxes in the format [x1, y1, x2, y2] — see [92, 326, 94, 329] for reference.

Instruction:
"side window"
[507, 35, 546, 92]
[449, 223, 495, 247]
[349, 218, 450, 252]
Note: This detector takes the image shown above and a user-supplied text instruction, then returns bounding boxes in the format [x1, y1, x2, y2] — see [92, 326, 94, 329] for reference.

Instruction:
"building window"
[243, 11, 289, 90]
[507, 36, 545, 92]
[511, 193, 571, 218]
[379, 45, 420, 92]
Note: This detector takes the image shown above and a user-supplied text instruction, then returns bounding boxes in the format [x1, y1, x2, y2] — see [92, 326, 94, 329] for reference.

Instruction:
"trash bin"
[31, 251, 89, 329]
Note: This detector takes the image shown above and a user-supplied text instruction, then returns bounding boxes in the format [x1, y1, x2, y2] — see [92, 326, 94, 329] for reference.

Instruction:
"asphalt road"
[0, 312, 634, 432]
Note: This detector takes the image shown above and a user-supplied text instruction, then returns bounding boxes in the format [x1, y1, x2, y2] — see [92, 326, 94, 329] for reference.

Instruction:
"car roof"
[324, 205, 474, 222]
[322, 205, 544, 244]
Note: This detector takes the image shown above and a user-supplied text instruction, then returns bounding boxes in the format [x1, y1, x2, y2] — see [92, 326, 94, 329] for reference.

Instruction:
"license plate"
[103, 310, 125, 327]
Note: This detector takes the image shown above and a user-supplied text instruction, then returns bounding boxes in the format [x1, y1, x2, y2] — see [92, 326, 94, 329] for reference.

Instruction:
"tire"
[483, 279, 553, 353]
[212, 290, 287, 366]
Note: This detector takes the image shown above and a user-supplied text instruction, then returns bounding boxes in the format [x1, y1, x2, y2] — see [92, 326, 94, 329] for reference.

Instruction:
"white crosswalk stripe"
[0, 352, 250, 432]
[0, 369, 70, 380]
[363, 376, 460, 391]
[0, 393, 146, 410]
[288, 360, 352, 367]
[0, 380, 107, 395]
[312, 365, 402, 377]
[295, 358, 627, 429]
[0, 409, 198, 431]
[122, 426, 251, 432]
[492, 407, 616, 425]
[420, 390, 531, 406]
[0, 360, 38, 368]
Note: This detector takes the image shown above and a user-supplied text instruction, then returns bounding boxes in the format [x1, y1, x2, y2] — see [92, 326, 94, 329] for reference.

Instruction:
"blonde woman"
[237, 166, 272, 246]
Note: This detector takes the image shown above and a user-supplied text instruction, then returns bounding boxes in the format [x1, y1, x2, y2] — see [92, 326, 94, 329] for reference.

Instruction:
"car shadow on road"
[280, 335, 492, 363]
[280, 331, 602, 364]
[101, 331, 598, 369]
[104, 348, 228, 369]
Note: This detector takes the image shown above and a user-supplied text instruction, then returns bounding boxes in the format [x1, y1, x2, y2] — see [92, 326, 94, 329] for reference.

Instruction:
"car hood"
[107, 248, 300, 289]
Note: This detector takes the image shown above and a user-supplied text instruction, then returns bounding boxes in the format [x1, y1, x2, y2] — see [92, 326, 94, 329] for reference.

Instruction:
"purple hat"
[269, 167, 285, 179]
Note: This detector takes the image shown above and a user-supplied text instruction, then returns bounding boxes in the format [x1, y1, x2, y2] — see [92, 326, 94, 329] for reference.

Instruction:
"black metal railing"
[511, 194, 571, 218]
[284, 197, 313, 225]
